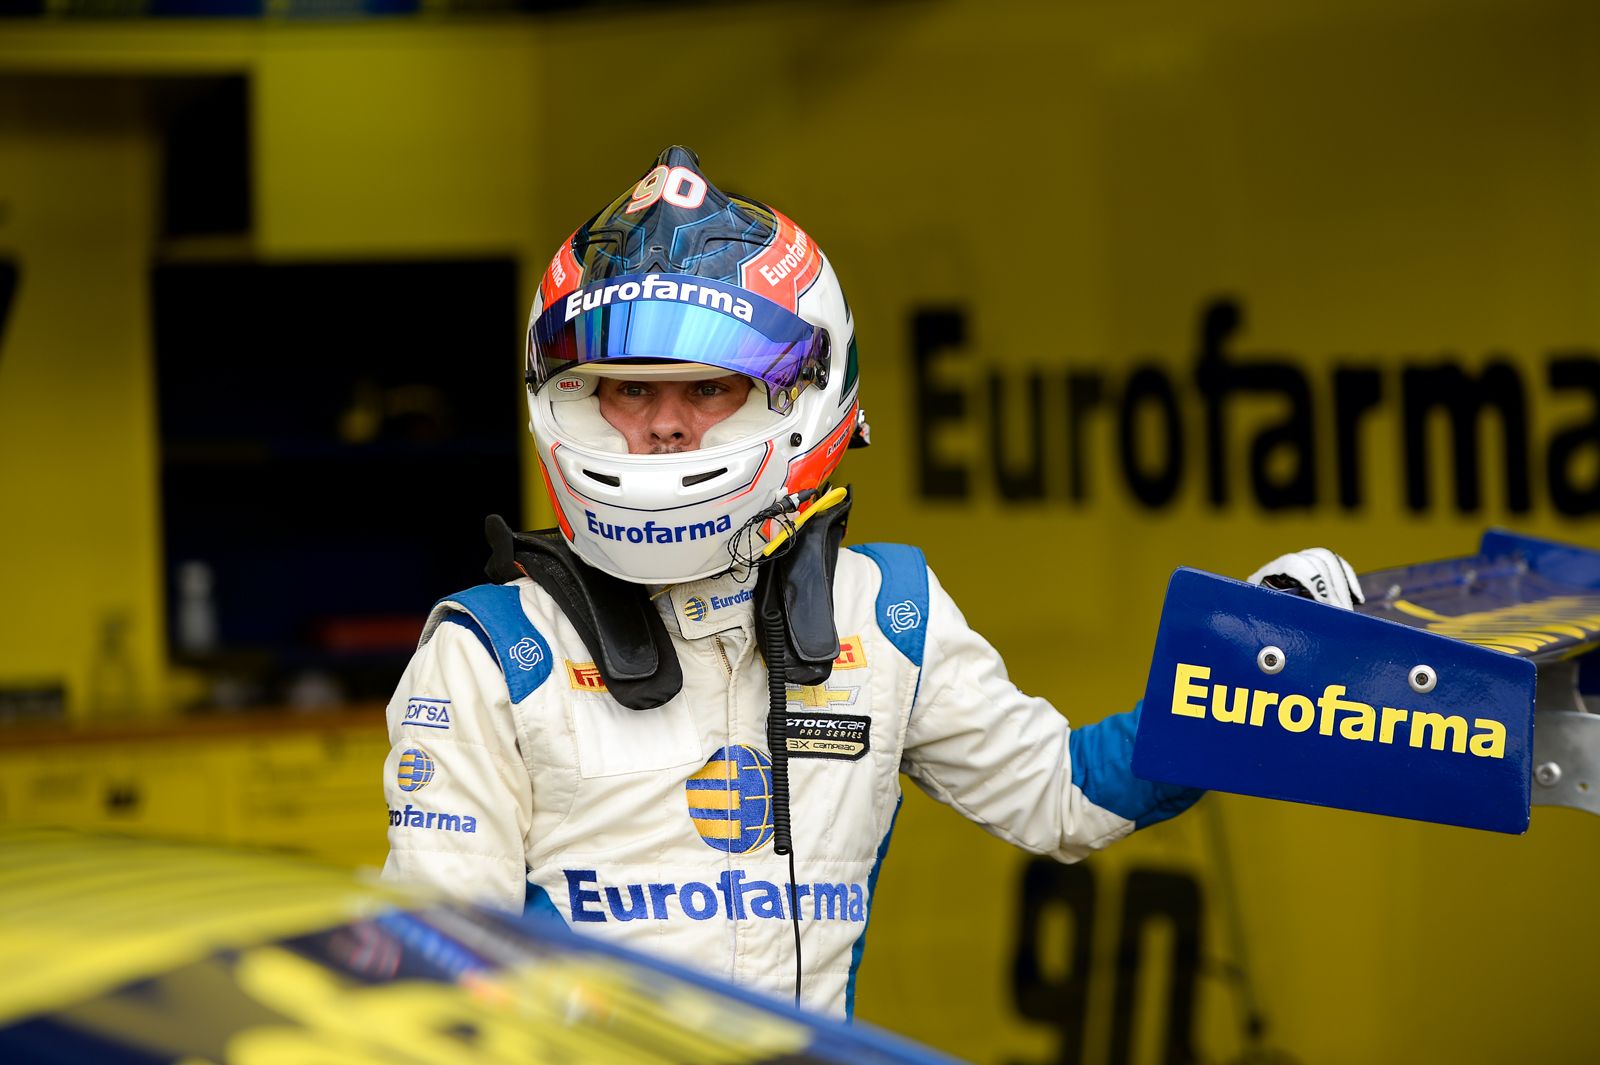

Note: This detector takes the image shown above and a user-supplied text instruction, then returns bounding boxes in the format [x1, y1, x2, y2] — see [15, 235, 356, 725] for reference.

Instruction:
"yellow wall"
[0, 76, 164, 719]
[0, 24, 545, 719]
[4, 3, 1600, 1062]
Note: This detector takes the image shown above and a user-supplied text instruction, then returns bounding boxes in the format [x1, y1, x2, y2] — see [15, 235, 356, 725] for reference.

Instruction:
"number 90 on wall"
[626, 165, 709, 214]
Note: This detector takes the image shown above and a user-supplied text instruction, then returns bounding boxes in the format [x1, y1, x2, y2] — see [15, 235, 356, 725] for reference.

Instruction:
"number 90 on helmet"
[524, 146, 865, 586]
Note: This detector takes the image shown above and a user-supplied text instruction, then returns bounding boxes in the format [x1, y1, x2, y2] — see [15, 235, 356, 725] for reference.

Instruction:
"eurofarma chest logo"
[685, 745, 775, 853]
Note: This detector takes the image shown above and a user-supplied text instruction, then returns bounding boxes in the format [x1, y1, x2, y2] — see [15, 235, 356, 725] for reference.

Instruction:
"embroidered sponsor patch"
[784, 710, 871, 761]
[832, 635, 866, 670]
[397, 748, 436, 792]
[685, 746, 774, 853]
[787, 682, 859, 710]
[886, 599, 922, 634]
[566, 661, 607, 692]
[509, 636, 545, 670]
[402, 697, 452, 730]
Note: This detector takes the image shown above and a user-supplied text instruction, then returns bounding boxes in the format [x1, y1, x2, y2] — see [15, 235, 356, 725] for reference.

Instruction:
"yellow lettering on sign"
[1166, 663, 1506, 759]
[1171, 662, 1210, 717]
[1278, 695, 1315, 733]
[1411, 711, 1469, 753]
[1249, 689, 1278, 726]
[1470, 719, 1508, 758]
[1380, 706, 1408, 745]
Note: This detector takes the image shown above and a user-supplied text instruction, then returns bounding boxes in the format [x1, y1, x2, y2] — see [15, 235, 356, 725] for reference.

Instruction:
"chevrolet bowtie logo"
[787, 683, 859, 709]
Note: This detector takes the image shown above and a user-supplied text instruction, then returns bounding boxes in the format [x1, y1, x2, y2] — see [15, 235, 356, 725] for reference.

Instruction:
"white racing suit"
[381, 543, 1200, 1016]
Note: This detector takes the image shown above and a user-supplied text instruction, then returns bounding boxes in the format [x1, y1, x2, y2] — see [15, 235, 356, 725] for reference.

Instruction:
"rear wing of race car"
[1132, 531, 1600, 834]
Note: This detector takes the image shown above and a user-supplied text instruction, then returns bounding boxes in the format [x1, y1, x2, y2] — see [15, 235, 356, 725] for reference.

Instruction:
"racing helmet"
[525, 146, 865, 585]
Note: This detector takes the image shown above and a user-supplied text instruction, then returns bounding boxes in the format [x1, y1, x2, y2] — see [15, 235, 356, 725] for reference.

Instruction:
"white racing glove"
[1246, 547, 1365, 610]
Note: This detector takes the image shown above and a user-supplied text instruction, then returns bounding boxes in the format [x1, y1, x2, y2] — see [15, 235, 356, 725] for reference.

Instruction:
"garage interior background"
[2, 1, 1597, 1061]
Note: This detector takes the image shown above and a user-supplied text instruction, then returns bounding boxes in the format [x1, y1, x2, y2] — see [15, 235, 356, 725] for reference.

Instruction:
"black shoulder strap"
[483, 493, 851, 707]
[755, 490, 854, 687]
[484, 515, 683, 710]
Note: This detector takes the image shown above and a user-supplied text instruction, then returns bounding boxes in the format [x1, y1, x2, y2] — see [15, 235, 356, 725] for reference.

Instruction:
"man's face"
[596, 374, 754, 454]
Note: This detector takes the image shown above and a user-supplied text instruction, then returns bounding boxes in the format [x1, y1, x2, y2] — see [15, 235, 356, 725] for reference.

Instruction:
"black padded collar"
[482, 489, 852, 708]
[484, 515, 682, 710]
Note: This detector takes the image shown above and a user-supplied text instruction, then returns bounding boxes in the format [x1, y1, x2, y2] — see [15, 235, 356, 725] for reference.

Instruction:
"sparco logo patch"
[784, 710, 871, 761]
[509, 637, 545, 671]
[886, 599, 922, 633]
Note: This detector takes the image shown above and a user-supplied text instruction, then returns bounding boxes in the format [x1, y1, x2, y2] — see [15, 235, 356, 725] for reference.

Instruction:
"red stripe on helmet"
[538, 229, 583, 309]
[738, 209, 822, 313]
[539, 449, 575, 541]
[718, 441, 775, 506]
[783, 400, 857, 496]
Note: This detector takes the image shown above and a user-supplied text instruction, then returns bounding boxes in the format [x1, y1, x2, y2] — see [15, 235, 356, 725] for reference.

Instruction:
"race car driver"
[380, 146, 1364, 1017]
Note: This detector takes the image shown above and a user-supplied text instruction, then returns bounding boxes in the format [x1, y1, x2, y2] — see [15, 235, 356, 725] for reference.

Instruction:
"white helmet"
[525, 146, 866, 584]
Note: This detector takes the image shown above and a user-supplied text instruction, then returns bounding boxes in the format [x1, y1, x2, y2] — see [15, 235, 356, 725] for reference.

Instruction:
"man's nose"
[648, 390, 696, 445]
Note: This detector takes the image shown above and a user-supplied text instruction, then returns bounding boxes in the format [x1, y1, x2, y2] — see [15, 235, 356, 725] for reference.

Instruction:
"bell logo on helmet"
[585, 510, 732, 545]
[562, 273, 754, 325]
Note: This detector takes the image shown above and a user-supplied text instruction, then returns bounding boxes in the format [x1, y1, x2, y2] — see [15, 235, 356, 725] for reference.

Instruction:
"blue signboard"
[1134, 531, 1600, 833]
[1134, 568, 1537, 834]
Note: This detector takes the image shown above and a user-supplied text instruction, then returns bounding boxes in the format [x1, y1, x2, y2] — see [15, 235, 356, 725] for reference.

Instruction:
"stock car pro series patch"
[784, 709, 871, 761]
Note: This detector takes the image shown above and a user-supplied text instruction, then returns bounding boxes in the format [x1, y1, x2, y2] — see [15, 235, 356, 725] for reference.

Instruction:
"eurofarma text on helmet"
[585, 511, 733, 545]
[563, 273, 756, 324]
[754, 228, 810, 289]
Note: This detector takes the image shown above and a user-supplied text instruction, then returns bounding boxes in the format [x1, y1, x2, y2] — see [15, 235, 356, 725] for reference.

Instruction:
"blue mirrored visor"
[530, 273, 825, 408]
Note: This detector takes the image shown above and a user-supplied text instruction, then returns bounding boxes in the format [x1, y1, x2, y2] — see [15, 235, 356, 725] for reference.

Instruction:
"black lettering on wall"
[1011, 861, 1206, 1065]
[1107, 870, 1202, 1065]
[1066, 371, 1106, 503]
[1333, 366, 1384, 509]
[1010, 860, 1096, 1065]
[1402, 361, 1530, 513]
[1119, 366, 1184, 508]
[1246, 365, 1316, 510]
[912, 308, 970, 499]
[990, 369, 1048, 501]
[907, 299, 1581, 515]
[1195, 298, 1316, 511]
[1196, 299, 1240, 507]
[1547, 353, 1600, 516]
